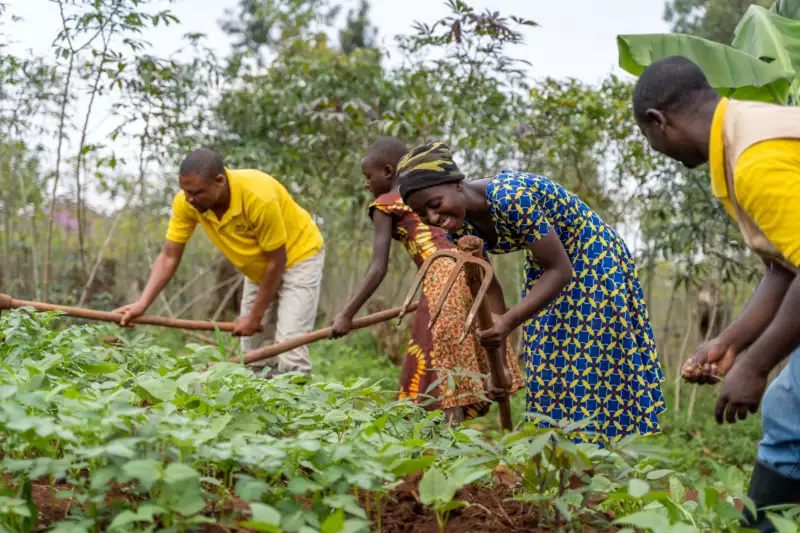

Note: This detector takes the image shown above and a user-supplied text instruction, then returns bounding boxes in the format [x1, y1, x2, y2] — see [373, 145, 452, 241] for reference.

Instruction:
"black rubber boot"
[742, 460, 800, 533]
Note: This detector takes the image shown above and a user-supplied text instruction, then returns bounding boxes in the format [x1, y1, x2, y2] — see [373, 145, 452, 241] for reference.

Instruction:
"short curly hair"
[179, 148, 226, 180]
[632, 56, 717, 122]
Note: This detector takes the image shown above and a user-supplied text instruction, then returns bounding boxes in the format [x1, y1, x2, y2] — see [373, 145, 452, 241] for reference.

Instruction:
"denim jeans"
[757, 346, 800, 479]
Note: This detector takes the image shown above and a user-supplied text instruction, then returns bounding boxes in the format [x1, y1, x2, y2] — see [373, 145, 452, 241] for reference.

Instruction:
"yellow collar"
[200, 167, 242, 226]
[709, 98, 730, 199]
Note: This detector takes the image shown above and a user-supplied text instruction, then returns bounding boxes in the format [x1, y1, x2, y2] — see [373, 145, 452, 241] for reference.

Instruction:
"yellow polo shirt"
[709, 98, 800, 268]
[166, 168, 323, 283]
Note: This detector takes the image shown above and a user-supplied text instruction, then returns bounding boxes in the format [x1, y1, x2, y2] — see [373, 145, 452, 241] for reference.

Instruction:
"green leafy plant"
[418, 464, 487, 532]
[3, 308, 800, 531]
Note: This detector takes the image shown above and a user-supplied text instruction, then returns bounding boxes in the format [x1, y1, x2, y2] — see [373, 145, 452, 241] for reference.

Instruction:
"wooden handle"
[231, 302, 419, 365]
[0, 293, 236, 332]
[457, 237, 513, 432]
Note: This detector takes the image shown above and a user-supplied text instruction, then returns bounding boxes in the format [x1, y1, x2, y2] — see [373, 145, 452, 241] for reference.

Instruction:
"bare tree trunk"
[142, 232, 175, 317]
[2, 173, 10, 295]
[320, 244, 336, 320]
[343, 200, 370, 314]
[174, 275, 240, 318]
[44, 0, 117, 302]
[659, 279, 680, 378]
[212, 277, 243, 322]
[687, 282, 721, 421]
[74, 27, 115, 274]
[77, 192, 134, 306]
[43, 52, 75, 303]
[674, 288, 693, 416]
[79, 111, 149, 309]
[14, 160, 42, 301]
[162, 256, 225, 312]
[644, 245, 655, 308]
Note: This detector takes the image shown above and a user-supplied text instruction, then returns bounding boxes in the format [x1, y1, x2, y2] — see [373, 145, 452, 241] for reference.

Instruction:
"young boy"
[330, 137, 523, 423]
[633, 55, 800, 531]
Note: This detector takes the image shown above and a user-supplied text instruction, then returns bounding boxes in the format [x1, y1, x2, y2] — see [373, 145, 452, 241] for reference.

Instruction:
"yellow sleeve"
[165, 192, 198, 243]
[250, 194, 288, 252]
[736, 140, 800, 267]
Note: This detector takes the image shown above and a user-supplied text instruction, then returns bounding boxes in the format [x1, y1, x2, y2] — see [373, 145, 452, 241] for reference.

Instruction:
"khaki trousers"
[239, 247, 325, 375]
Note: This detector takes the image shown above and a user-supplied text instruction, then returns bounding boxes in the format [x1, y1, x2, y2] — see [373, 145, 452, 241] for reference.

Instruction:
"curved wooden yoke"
[398, 237, 494, 343]
[397, 235, 514, 431]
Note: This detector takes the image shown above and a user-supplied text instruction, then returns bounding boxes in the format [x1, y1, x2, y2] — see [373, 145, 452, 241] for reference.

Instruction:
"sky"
[5, 0, 670, 83]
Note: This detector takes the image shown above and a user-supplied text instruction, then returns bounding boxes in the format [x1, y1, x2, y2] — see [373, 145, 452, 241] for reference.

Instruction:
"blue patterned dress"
[451, 171, 665, 445]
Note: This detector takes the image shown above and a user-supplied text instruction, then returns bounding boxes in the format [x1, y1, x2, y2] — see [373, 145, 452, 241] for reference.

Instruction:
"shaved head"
[179, 148, 226, 180]
[360, 137, 409, 198]
[632, 56, 721, 169]
[364, 136, 408, 168]
[633, 56, 718, 123]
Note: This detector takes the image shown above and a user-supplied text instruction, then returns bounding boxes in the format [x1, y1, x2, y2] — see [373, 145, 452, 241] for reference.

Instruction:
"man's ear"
[383, 164, 395, 178]
[215, 173, 227, 185]
[646, 108, 668, 129]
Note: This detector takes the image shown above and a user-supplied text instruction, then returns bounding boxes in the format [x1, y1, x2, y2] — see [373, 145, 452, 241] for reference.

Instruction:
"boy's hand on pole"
[329, 313, 354, 339]
[113, 301, 147, 327]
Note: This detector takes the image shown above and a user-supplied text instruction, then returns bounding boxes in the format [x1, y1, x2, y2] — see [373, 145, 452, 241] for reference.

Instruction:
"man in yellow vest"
[116, 149, 325, 377]
[633, 56, 800, 532]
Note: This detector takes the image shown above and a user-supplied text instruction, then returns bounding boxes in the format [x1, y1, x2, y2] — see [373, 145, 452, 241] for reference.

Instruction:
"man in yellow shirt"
[116, 149, 325, 377]
[632, 56, 800, 532]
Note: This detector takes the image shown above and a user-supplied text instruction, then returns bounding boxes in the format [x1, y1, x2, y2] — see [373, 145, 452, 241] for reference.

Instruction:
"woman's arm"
[474, 231, 570, 400]
[330, 210, 394, 337]
[479, 232, 571, 347]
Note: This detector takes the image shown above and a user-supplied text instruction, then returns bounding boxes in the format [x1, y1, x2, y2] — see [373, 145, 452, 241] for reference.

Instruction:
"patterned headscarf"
[397, 141, 465, 202]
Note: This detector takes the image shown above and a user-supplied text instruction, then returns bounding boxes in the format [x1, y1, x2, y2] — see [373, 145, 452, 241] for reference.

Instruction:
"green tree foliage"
[663, 0, 772, 44]
[0, 0, 740, 379]
[513, 77, 660, 225]
[212, 0, 671, 322]
[0, 0, 668, 323]
[220, 0, 341, 56]
[339, 0, 378, 54]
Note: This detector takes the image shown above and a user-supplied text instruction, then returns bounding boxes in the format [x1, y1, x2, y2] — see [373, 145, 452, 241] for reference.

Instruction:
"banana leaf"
[617, 33, 793, 103]
[734, 4, 800, 100]
[771, 0, 800, 20]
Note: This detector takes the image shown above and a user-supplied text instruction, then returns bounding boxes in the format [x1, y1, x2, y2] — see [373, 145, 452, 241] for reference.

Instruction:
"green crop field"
[1, 311, 797, 533]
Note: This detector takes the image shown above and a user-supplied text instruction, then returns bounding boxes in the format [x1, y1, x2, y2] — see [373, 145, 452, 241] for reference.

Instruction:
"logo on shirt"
[235, 222, 255, 233]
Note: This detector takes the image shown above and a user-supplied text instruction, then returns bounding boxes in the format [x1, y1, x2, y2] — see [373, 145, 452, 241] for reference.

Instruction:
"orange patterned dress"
[369, 192, 524, 416]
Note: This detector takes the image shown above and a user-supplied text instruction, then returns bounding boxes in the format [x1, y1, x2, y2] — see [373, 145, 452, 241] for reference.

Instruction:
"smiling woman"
[398, 141, 667, 446]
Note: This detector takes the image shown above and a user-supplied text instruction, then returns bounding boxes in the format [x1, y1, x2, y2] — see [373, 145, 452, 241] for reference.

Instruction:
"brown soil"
[19, 473, 618, 533]
[31, 482, 74, 528]
[367, 474, 618, 533]
[19, 477, 248, 533]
